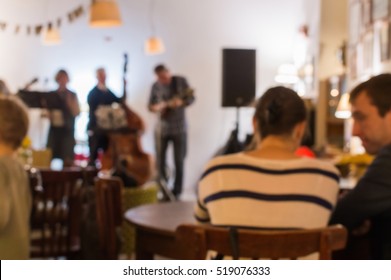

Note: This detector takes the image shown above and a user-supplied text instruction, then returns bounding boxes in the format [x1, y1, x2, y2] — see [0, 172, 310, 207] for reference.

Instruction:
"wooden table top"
[124, 201, 196, 237]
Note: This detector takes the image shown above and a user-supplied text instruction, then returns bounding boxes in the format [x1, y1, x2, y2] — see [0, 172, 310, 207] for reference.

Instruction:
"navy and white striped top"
[195, 153, 340, 229]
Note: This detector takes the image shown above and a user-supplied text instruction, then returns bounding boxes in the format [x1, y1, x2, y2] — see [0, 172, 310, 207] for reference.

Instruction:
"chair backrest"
[176, 224, 348, 260]
[95, 176, 123, 259]
[81, 166, 99, 187]
[29, 169, 84, 258]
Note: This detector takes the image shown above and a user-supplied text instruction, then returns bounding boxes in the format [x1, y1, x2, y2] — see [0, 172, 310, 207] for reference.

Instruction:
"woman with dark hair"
[195, 86, 339, 230]
[47, 69, 80, 166]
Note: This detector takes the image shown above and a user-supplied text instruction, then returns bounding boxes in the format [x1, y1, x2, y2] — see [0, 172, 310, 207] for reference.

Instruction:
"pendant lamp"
[90, 0, 122, 27]
[42, 24, 61, 45]
[144, 0, 165, 55]
[335, 93, 351, 119]
[145, 36, 165, 55]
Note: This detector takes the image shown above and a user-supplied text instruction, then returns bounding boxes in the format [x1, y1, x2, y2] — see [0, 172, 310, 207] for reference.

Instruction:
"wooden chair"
[95, 176, 123, 259]
[176, 224, 348, 260]
[29, 169, 84, 259]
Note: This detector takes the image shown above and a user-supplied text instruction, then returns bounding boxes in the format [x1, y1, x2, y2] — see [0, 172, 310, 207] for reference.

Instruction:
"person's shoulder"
[67, 89, 77, 96]
[297, 157, 340, 175]
[173, 75, 187, 81]
[0, 156, 24, 181]
[200, 154, 242, 180]
[151, 81, 159, 89]
[376, 145, 391, 161]
[364, 147, 391, 177]
[202, 153, 247, 172]
[88, 86, 98, 96]
[208, 153, 244, 166]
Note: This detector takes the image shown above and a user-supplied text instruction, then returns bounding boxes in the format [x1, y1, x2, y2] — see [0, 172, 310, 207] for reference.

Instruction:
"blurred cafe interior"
[0, 0, 390, 260]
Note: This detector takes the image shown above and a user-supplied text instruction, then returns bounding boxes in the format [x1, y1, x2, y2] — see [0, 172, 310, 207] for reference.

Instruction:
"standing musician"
[148, 64, 195, 198]
[47, 69, 80, 166]
[87, 67, 122, 167]
[88, 61, 151, 187]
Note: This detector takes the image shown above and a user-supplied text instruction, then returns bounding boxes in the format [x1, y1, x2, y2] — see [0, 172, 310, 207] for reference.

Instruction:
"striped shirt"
[195, 153, 340, 229]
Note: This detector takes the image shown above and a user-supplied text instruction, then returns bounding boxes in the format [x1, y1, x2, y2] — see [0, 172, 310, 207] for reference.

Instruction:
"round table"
[124, 201, 196, 259]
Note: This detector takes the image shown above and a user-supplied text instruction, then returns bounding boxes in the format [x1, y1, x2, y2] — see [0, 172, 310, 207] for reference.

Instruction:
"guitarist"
[148, 64, 195, 198]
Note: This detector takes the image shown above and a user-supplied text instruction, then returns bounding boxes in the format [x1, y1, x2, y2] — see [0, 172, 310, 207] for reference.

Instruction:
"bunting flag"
[75, 6, 85, 18]
[0, 22, 7, 31]
[67, 12, 74, 23]
[57, 18, 62, 28]
[0, 4, 85, 37]
[35, 25, 43, 35]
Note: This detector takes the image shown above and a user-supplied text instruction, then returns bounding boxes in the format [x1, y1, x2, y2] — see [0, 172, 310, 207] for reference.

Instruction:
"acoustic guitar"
[160, 87, 195, 118]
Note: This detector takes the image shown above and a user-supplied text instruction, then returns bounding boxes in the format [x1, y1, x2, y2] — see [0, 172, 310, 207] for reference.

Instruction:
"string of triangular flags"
[0, 5, 85, 36]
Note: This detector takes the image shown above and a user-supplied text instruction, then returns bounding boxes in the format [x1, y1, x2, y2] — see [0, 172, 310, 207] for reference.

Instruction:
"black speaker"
[222, 48, 256, 107]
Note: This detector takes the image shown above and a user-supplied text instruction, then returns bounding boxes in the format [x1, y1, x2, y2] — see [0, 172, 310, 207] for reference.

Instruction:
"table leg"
[135, 228, 154, 260]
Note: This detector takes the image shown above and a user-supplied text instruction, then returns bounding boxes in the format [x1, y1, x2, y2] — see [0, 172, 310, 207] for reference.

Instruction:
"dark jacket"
[330, 144, 391, 259]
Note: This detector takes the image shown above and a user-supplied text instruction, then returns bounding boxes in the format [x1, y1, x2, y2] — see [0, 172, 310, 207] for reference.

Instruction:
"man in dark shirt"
[330, 73, 391, 259]
[148, 64, 195, 198]
[87, 67, 121, 166]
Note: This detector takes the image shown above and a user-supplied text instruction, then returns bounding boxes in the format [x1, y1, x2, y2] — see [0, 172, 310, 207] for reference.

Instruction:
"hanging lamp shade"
[90, 0, 122, 27]
[42, 26, 61, 45]
[144, 36, 165, 55]
[335, 93, 351, 119]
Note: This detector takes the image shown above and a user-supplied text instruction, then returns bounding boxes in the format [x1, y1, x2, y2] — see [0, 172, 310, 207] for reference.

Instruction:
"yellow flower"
[337, 153, 374, 165]
[21, 136, 32, 149]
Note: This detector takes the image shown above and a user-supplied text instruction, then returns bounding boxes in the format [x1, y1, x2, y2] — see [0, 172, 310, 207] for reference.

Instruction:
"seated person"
[195, 86, 339, 229]
[0, 96, 31, 259]
[330, 74, 391, 259]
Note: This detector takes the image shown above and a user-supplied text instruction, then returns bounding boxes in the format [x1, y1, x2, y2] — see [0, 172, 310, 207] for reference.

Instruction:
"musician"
[148, 64, 195, 198]
[87, 67, 121, 166]
[47, 69, 80, 166]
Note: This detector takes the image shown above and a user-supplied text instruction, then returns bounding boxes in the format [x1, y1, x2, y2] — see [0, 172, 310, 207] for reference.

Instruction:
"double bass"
[101, 54, 153, 186]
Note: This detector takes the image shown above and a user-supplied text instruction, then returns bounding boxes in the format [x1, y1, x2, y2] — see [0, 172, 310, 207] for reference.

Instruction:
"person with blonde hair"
[195, 86, 339, 229]
[0, 96, 31, 259]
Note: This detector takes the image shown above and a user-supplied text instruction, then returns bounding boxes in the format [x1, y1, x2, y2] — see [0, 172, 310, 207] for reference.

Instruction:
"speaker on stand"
[218, 48, 256, 155]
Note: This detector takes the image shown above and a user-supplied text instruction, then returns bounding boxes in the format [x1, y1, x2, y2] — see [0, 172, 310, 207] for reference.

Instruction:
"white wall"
[0, 0, 318, 199]
[319, 0, 348, 80]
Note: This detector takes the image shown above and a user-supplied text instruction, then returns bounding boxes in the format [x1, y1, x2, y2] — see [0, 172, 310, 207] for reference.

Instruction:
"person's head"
[0, 96, 29, 151]
[154, 64, 171, 85]
[254, 86, 307, 147]
[0, 79, 11, 95]
[96, 67, 106, 85]
[55, 69, 69, 88]
[349, 73, 391, 154]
